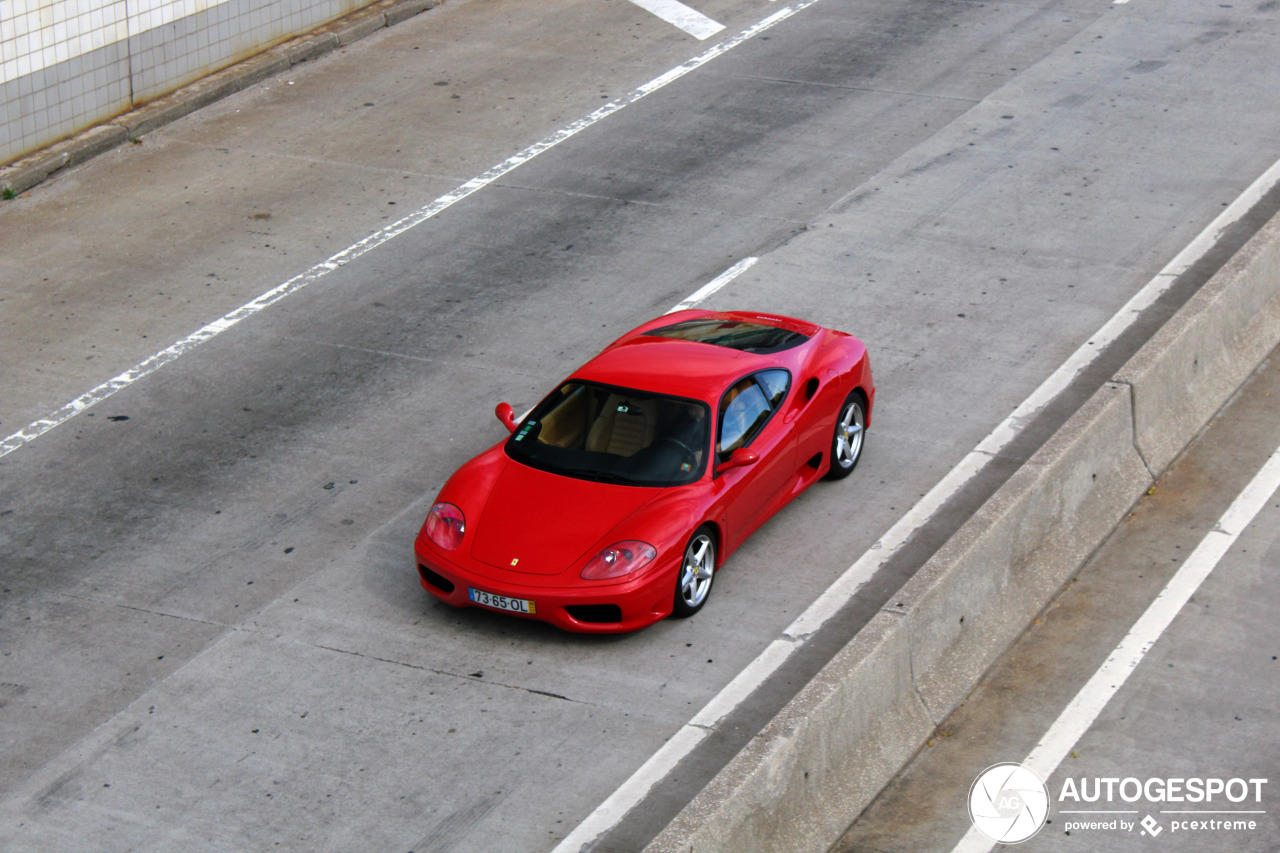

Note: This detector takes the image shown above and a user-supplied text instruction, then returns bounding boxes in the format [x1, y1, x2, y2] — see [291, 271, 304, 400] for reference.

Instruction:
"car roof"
[570, 310, 823, 402]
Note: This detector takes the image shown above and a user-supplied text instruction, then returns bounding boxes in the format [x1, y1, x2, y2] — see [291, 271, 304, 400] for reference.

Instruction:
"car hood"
[470, 461, 659, 576]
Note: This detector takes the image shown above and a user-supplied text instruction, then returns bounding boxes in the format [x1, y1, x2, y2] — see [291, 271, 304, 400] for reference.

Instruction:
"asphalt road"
[834, 351, 1280, 853]
[2, 0, 1280, 850]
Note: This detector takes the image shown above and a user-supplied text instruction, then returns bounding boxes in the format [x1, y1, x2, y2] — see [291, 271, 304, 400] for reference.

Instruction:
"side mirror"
[716, 447, 759, 475]
[495, 402, 517, 433]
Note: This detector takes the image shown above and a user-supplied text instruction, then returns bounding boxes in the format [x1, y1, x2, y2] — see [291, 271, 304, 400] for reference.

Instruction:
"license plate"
[469, 587, 536, 615]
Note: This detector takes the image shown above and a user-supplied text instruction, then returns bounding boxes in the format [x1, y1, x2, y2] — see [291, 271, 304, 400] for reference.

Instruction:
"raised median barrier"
[645, 208, 1280, 853]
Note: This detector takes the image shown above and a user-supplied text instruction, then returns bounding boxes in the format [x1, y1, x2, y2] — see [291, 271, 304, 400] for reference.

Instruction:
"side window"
[756, 369, 790, 407]
[717, 371, 788, 461]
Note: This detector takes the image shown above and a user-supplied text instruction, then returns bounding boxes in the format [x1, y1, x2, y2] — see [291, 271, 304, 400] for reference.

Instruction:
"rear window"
[646, 319, 809, 354]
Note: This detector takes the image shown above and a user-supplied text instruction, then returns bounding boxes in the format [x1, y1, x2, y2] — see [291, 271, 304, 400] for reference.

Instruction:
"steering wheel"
[654, 437, 697, 471]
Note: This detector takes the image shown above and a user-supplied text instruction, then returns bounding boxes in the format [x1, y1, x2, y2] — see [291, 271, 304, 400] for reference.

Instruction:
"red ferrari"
[414, 309, 874, 633]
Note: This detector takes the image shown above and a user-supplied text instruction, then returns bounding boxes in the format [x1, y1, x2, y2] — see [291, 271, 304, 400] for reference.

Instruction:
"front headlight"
[424, 502, 465, 550]
[581, 541, 657, 580]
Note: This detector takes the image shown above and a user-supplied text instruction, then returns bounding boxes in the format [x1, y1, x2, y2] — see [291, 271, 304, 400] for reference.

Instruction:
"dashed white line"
[552, 156, 1280, 851]
[949, 440, 1280, 853]
[9, 0, 1278, 848]
[0, 2, 820, 461]
[627, 0, 725, 40]
[667, 256, 759, 313]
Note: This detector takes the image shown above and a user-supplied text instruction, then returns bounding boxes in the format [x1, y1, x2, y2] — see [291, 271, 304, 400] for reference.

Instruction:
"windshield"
[506, 382, 710, 486]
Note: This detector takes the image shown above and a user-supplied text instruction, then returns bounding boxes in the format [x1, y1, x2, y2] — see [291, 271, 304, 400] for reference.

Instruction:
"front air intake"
[565, 604, 623, 624]
[418, 564, 455, 594]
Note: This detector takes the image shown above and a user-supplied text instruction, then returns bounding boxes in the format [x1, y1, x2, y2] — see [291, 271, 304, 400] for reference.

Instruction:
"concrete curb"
[652, 613, 935, 853]
[645, 209, 1280, 853]
[900, 381, 1151, 726]
[1118, 214, 1280, 475]
[0, 0, 443, 198]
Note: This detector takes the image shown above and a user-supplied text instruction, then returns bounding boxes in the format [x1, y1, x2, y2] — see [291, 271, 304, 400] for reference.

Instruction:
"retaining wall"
[645, 208, 1280, 853]
[0, 0, 438, 170]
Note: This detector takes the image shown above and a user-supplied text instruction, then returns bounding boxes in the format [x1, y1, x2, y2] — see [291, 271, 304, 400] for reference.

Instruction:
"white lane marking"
[949, 440, 1280, 853]
[973, 154, 1280, 461]
[552, 156, 1280, 849]
[667, 256, 759, 313]
[0, 3, 818, 462]
[787, 156, 1280, 636]
[628, 0, 725, 40]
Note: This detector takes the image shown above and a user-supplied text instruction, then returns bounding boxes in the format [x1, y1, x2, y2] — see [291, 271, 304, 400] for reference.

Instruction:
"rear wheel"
[825, 390, 866, 480]
[672, 526, 716, 618]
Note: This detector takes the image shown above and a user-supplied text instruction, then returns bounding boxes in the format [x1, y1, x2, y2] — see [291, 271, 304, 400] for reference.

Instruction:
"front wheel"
[824, 391, 866, 480]
[672, 526, 716, 618]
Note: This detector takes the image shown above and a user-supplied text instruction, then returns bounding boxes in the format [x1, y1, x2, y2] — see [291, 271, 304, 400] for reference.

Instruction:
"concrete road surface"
[2, 0, 1280, 850]
[835, 350, 1280, 853]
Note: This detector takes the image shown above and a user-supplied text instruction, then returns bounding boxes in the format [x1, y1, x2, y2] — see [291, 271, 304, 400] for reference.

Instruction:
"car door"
[716, 369, 797, 545]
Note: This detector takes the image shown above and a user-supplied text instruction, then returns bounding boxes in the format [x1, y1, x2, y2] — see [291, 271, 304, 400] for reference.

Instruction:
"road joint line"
[948, 437, 1280, 853]
[569, 101, 1280, 853]
[0, 4, 816, 462]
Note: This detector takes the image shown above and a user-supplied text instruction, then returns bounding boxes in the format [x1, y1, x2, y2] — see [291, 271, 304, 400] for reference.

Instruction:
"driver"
[657, 401, 707, 471]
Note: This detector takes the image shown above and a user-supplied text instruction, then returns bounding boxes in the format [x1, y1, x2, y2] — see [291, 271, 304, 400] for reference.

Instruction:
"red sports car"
[414, 309, 874, 633]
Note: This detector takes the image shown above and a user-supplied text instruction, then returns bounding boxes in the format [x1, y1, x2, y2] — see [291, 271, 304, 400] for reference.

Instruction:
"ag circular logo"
[968, 763, 1050, 844]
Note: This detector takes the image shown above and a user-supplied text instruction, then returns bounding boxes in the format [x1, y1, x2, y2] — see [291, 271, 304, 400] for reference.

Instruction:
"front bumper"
[414, 533, 677, 633]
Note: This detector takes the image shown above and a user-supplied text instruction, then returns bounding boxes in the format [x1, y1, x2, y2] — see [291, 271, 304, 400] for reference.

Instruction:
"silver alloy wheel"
[678, 532, 715, 609]
[835, 397, 865, 469]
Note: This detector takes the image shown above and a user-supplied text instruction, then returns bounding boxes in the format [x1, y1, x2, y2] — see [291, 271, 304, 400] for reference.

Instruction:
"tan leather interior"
[586, 394, 656, 457]
[537, 386, 588, 447]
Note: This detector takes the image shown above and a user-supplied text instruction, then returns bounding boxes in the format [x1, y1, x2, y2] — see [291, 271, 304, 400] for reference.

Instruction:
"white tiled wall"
[1, 0, 364, 165]
[1, 0, 129, 82]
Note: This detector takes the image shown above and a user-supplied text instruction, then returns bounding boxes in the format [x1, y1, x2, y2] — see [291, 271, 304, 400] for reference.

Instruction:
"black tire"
[824, 390, 866, 481]
[672, 526, 716, 618]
